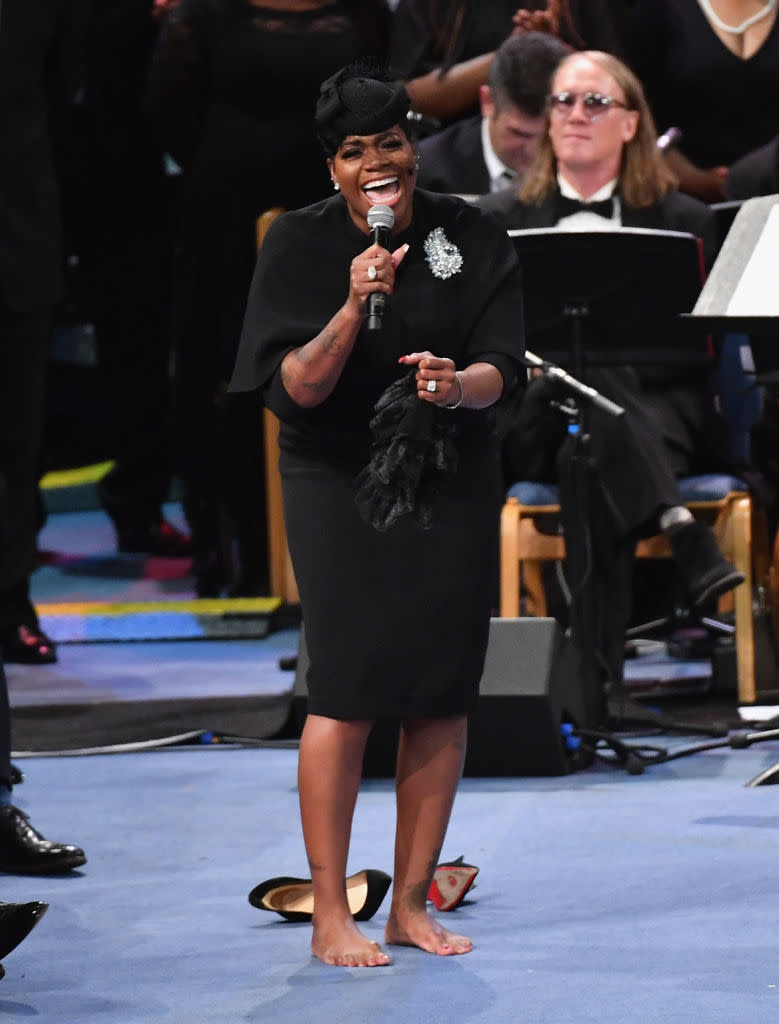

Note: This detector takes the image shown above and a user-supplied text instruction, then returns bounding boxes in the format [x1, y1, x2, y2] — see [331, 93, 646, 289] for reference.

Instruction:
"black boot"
[0, 805, 86, 874]
[669, 520, 745, 609]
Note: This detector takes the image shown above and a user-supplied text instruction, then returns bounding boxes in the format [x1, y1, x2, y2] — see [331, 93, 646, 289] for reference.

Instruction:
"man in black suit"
[480, 49, 744, 706]
[416, 31, 568, 198]
[0, 1, 88, 871]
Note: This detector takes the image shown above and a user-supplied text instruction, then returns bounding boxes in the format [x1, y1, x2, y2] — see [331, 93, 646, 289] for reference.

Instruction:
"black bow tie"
[557, 194, 615, 220]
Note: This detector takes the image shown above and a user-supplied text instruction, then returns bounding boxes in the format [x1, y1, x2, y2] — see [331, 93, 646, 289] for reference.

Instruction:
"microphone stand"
[523, 344, 636, 759]
[524, 349, 625, 419]
[523, 346, 727, 765]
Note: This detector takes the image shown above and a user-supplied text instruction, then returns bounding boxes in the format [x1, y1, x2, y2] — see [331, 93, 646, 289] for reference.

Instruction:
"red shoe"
[0, 625, 57, 665]
[428, 855, 479, 911]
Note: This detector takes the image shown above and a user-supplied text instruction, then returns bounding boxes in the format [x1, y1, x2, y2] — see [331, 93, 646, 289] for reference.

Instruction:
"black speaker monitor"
[465, 617, 590, 776]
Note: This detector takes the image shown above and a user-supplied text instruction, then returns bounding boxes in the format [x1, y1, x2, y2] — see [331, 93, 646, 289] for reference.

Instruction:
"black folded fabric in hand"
[354, 371, 459, 531]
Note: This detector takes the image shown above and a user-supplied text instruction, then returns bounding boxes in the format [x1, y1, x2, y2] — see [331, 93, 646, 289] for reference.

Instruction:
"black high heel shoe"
[248, 868, 392, 923]
[0, 901, 48, 978]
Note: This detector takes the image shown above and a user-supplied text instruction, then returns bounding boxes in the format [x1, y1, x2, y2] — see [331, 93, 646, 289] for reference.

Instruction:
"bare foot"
[385, 908, 472, 956]
[312, 914, 392, 967]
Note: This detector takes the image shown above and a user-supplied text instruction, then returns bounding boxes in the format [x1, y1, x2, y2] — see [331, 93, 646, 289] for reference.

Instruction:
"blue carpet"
[1, 742, 778, 1022]
[4, 499, 774, 1021]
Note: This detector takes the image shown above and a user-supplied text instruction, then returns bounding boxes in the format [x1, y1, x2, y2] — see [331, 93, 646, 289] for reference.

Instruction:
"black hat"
[315, 65, 411, 156]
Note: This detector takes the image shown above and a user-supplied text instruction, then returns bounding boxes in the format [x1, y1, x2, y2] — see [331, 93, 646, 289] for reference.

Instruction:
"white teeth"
[365, 176, 398, 190]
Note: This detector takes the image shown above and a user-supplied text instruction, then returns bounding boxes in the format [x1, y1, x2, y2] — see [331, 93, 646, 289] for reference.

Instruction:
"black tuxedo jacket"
[478, 186, 718, 270]
[0, 0, 84, 312]
[416, 116, 491, 196]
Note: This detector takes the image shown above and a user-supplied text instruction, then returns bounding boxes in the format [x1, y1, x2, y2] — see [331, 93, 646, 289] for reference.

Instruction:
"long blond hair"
[521, 51, 676, 208]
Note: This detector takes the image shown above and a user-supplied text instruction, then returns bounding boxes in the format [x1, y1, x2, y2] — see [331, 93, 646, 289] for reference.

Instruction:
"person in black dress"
[622, 0, 779, 202]
[147, 0, 392, 596]
[59, 0, 190, 557]
[231, 63, 524, 966]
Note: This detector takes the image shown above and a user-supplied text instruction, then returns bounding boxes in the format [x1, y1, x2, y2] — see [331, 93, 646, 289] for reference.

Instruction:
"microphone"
[366, 204, 395, 331]
[657, 126, 682, 153]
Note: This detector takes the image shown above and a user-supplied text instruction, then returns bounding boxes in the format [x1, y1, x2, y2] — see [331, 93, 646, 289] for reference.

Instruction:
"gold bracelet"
[444, 371, 464, 410]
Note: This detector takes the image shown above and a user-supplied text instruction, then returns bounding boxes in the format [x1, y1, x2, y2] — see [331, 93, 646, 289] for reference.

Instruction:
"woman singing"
[231, 62, 524, 967]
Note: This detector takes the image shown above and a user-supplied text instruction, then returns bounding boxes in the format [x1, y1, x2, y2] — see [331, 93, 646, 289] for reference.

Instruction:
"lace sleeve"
[146, 0, 222, 169]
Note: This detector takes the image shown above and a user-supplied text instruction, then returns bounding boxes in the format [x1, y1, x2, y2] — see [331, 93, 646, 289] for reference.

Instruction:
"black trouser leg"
[0, 662, 13, 792]
[0, 299, 50, 631]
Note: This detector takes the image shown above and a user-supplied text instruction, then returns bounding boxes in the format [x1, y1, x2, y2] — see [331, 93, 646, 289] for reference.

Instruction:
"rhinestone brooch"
[423, 227, 463, 280]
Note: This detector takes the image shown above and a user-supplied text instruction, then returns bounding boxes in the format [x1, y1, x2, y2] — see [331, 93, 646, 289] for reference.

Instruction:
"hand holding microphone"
[349, 204, 409, 329]
[366, 204, 394, 330]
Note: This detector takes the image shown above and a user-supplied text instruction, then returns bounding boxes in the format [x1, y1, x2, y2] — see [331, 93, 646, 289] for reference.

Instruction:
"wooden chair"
[499, 476, 772, 705]
[256, 208, 299, 604]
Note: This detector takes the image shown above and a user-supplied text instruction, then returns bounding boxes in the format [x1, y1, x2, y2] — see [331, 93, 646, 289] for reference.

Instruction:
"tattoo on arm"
[320, 328, 343, 355]
[289, 331, 343, 392]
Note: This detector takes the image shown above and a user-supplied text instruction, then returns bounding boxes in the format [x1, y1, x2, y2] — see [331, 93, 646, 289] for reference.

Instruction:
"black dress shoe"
[0, 625, 57, 665]
[0, 901, 48, 965]
[0, 805, 86, 874]
[669, 520, 746, 609]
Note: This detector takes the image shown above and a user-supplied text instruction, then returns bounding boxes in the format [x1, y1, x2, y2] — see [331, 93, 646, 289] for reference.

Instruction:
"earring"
[333, 181, 340, 191]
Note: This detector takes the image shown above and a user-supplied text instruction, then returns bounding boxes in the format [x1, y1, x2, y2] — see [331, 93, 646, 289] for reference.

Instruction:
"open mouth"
[363, 175, 400, 203]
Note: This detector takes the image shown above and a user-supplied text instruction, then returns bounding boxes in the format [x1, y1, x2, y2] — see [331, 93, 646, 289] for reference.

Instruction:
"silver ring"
[368, 265, 377, 282]
[426, 379, 437, 393]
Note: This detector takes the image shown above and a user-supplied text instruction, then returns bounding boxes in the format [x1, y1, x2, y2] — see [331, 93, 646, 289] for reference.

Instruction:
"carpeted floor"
[2, 498, 778, 1021]
[1, 741, 778, 1023]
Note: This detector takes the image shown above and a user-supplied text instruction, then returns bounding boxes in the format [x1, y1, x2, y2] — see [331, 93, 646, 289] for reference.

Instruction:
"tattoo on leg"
[308, 860, 326, 873]
[401, 850, 440, 910]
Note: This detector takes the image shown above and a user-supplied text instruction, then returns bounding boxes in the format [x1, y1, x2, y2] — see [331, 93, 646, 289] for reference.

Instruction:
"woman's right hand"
[347, 242, 410, 319]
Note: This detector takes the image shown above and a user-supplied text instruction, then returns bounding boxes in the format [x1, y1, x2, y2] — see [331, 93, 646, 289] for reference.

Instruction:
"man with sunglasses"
[480, 50, 744, 700]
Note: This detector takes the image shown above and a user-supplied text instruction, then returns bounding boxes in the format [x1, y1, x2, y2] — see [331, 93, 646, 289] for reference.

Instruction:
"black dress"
[231, 189, 525, 719]
[623, 0, 779, 169]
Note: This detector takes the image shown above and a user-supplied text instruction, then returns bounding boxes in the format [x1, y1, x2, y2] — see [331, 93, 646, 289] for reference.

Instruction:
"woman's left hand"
[399, 351, 459, 406]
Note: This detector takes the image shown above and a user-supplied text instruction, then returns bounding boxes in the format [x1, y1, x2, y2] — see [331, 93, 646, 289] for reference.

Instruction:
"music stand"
[684, 195, 779, 710]
[685, 194, 779, 384]
[509, 228, 715, 742]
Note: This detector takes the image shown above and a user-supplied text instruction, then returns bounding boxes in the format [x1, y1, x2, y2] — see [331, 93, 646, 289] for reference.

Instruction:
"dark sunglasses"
[548, 91, 630, 122]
